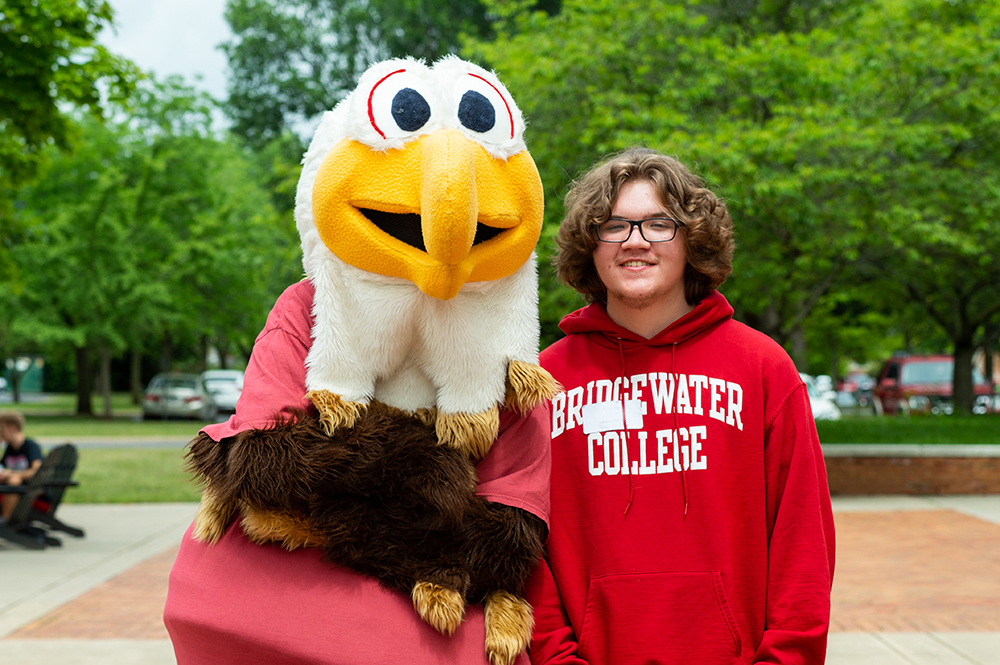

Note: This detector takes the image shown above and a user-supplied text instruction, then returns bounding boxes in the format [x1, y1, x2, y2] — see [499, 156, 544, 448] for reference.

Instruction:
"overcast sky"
[98, 0, 233, 101]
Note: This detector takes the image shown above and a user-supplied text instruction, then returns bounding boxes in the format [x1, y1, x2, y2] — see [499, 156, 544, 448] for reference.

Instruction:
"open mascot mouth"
[360, 208, 507, 253]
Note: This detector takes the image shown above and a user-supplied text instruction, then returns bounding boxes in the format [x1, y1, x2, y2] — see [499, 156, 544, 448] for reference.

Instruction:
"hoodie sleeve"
[754, 383, 836, 664]
[525, 558, 589, 665]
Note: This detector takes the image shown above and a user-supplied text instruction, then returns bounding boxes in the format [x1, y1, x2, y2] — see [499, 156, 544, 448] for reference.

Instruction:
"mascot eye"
[393, 88, 431, 132]
[454, 73, 516, 147]
[458, 90, 495, 133]
[368, 69, 435, 140]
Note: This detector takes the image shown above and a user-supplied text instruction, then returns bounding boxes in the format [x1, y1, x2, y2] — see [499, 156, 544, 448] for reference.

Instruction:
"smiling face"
[593, 179, 692, 336]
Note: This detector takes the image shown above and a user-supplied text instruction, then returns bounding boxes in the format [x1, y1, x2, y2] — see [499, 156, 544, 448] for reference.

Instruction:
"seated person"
[0, 410, 44, 521]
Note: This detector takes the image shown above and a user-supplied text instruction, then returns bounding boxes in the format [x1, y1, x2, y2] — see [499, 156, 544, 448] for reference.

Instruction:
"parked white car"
[799, 373, 842, 421]
[813, 374, 838, 401]
[201, 369, 245, 415]
[143, 373, 218, 421]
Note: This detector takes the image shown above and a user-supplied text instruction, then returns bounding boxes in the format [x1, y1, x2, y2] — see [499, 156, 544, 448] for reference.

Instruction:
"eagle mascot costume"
[164, 56, 558, 665]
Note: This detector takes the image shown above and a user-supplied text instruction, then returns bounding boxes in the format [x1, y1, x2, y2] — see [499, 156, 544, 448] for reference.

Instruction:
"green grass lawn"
[66, 447, 203, 504]
[817, 414, 1000, 444]
[26, 415, 209, 440]
[9, 392, 142, 415]
[57, 413, 994, 504]
[2, 394, 207, 503]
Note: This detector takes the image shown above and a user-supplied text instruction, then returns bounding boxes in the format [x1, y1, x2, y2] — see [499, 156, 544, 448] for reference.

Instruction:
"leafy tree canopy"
[221, 0, 559, 146]
[8, 76, 298, 413]
[0, 0, 140, 286]
[469, 0, 1000, 387]
[0, 0, 140, 187]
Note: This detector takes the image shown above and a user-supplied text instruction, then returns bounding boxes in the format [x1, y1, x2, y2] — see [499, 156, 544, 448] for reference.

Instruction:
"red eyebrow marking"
[368, 68, 407, 139]
[469, 73, 514, 139]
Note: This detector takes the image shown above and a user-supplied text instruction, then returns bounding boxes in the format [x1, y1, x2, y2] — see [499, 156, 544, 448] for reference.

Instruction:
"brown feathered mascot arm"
[187, 408, 547, 665]
[187, 403, 545, 588]
[185, 279, 552, 665]
[186, 405, 547, 596]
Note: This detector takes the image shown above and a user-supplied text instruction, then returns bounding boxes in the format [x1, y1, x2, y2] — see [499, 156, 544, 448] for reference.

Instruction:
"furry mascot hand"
[187, 56, 557, 665]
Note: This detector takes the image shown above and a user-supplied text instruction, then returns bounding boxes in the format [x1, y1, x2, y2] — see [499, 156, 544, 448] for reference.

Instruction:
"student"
[0, 410, 44, 521]
[527, 147, 835, 664]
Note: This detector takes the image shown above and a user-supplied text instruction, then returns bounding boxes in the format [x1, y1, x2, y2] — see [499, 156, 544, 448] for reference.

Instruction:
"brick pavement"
[831, 509, 1000, 632]
[7, 545, 179, 640]
[5, 508, 1000, 641]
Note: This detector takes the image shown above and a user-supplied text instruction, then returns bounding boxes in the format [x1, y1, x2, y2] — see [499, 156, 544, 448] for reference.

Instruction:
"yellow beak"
[311, 130, 543, 300]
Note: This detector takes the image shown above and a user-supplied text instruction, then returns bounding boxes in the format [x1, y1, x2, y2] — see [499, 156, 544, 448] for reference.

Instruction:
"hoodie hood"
[558, 290, 734, 348]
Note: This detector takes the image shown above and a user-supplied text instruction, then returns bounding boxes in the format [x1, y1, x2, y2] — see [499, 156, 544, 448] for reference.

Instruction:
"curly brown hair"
[555, 147, 734, 305]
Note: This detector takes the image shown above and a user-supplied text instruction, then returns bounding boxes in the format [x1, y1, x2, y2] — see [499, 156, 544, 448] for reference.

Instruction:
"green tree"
[471, 0, 1000, 414]
[842, 0, 1000, 414]
[0, 0, 139, 281]
[8, 77, 297, 415]
[221, 0, 559, 146]
[471, 0, 874, 349]
[8, 115, 137, 413]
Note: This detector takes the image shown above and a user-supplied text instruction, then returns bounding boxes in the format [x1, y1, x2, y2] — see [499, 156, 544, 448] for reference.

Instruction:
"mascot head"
[296, 56, 544, 301]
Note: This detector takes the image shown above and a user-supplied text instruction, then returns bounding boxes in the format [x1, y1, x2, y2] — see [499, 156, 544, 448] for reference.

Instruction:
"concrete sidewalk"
[1, 497, 999, 664]
[37, 436, 192, 449]
[1, 503, 197, 664]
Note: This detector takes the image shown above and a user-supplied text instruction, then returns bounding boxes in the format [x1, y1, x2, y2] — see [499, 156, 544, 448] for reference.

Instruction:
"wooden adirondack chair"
[29, 444, 85, 538]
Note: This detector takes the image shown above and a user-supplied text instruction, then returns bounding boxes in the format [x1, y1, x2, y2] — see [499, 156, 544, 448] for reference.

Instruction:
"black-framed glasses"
[596, 216, 684, 243]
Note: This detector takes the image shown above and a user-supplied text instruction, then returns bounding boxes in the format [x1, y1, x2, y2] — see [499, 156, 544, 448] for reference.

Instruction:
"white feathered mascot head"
[294, 56, 556, 458]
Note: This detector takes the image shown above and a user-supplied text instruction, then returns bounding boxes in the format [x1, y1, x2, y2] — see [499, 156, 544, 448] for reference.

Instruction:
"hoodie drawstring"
[618, 338, 635, 518]
[672, 342, 689, 519]
[619, 337, 688, 519]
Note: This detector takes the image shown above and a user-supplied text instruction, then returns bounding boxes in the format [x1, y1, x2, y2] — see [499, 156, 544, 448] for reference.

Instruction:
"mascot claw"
[436, 407, 500, 459]
[484, 590, 534, 665]
[433, 361, 557, 461]
[505, 360, 560, 414]
[411, 581, 466, 635]
[307, 390, 367, 435]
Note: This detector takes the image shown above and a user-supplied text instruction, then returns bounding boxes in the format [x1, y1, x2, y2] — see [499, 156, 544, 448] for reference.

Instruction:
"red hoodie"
[527, 291, 835, 665]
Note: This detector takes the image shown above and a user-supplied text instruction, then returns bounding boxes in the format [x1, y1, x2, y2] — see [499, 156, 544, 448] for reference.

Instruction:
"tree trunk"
[99, 344, 113, 419]
[217, 338, 229, 370]
[130, 348, 143, 405]
[160, 335, 172, 373]
[200, 336, 209, 373]
[9, 360, 22, 404]
[761, 303, 783, 344]
[790, 327, 808, 372]
[75, 345, 93, 416]
[827, 335, 839, 384]
[952, 340, 975, 417]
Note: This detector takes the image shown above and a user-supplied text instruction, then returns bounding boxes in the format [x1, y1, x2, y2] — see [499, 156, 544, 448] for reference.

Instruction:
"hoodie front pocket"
[577, 570, 742, 665]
